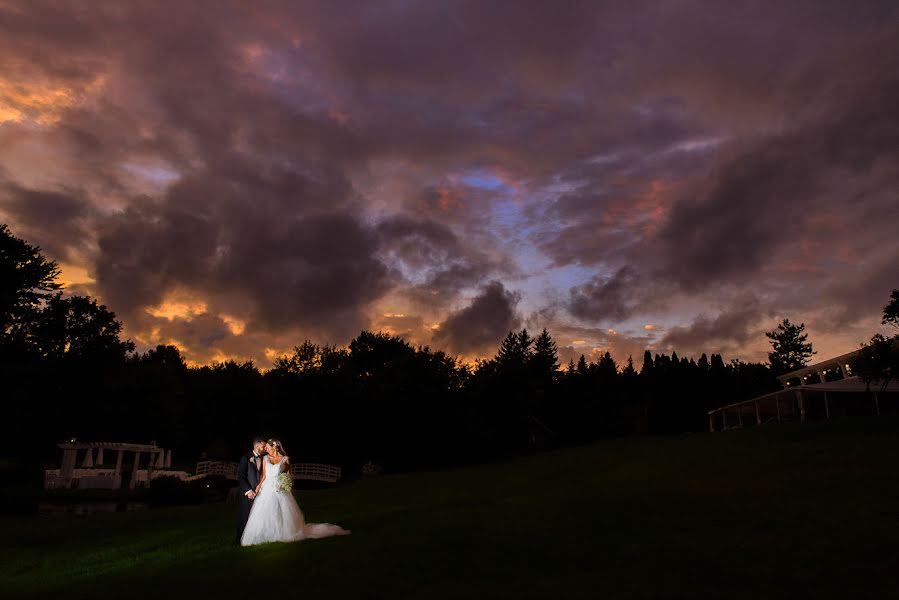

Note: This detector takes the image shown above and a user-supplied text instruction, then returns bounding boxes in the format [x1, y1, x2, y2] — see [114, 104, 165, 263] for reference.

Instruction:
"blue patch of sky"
[122, 162, 180, 184]
[459, 172, 507, 191]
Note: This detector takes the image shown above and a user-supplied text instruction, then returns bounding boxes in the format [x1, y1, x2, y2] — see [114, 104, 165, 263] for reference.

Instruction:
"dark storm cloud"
[433, 281, 521, 355]
[0, 181, 97, 262]
[568, 266, 673, 324]
[654, 73, 899, 293]
[660, 297, 772, 353]
[96, 174, 398, 340]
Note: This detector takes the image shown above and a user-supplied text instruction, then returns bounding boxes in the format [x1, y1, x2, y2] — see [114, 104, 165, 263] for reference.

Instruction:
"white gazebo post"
[156, 450, 165, 468]
[754, 400, 761, 425]
[115, 449, 124, 479]
[60, 446, 77, 485]
[709, 413, 715, 433]
[130, 451, 142, 489]
[165, 449, 172, 468]
[96, 447, 104, 465]
[147, 451, 155, 485]
[81, 448, 94, 468]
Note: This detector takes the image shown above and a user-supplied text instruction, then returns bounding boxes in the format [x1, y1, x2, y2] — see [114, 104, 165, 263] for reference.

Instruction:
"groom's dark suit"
[236, 450, 265, 544]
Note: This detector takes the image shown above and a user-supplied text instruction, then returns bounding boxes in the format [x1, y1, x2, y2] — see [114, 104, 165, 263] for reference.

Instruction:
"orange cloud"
[220, 314, 247, 335]
[57, 263, 95, 288]
[145, 294, 209, 321]
[0, 74, 106, 125]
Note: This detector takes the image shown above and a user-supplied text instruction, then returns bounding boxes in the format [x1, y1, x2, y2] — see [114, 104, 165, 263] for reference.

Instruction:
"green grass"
[3, 417, 899, 599]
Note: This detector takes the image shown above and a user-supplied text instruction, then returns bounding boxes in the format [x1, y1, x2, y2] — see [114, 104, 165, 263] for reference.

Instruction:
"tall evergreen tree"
[576, 354, 589, 376]
[710, 353, 726, 372]
[597, 351, 618, 380]
[697, 353, 709, 371]
[515, 328, 533, 358]
[622, 354, 637, 377]
[496, 330, 528, 368]
[765, 318, 815, 375]
[641, 350, 654, 376]
[530, 328, 560, 377]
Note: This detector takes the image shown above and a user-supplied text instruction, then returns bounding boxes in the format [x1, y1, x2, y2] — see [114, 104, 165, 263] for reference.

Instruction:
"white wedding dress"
[240, 455, 351, 546]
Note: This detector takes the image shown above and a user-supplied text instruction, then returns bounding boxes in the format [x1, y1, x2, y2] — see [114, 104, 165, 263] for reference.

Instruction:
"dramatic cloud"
[433, 281, 521, 356]
[1, 1, 896, 366]
[660, 296, 774, 356]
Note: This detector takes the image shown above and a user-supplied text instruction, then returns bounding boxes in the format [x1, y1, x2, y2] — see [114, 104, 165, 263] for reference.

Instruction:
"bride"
[240, 439, 351, 546]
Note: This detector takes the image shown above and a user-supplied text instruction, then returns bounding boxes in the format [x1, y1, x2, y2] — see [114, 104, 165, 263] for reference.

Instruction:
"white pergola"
[49, 441, 172, 490]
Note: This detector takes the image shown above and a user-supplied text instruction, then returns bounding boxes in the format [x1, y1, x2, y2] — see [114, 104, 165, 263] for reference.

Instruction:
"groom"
[236, 436, 267, 544]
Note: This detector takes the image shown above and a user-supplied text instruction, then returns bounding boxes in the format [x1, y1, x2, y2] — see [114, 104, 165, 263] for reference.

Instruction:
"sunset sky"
[1, 1, 897, 367]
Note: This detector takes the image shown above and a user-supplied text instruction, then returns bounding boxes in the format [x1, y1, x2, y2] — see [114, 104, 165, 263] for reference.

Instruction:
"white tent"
[708, 376, 897, 432]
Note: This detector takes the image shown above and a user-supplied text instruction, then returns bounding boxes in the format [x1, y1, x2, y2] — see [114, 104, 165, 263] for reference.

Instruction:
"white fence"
[194, 461, 239, 479]
[291, 463, 342, 483]
[193, 460, 341, 483]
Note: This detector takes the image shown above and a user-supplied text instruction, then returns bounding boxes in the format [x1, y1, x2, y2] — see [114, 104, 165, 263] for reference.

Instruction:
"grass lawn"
[3, 417, 899, 599]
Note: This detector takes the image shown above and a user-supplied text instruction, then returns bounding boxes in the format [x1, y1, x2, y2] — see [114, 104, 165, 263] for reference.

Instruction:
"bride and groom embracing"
[236, 437, 351, 546]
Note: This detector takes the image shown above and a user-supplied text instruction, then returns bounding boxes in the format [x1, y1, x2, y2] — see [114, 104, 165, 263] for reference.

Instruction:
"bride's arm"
[255, 459, 266, 494]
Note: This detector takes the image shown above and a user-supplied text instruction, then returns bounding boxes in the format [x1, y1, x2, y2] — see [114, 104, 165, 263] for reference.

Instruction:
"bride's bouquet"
[277, 472, 293, 492]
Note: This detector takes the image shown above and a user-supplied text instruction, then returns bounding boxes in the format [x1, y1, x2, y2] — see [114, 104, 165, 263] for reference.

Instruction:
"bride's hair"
[267, 438, 286, 457]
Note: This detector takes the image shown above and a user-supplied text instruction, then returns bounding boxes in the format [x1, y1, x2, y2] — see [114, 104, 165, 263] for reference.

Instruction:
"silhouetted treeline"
[3, 327, 780, 472]
[2, 223, 782, 472]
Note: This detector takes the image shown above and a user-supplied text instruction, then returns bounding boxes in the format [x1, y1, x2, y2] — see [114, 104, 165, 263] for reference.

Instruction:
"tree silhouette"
[622, 355, 637, 378]
[140, 344, 188, 371]
[853, 334, 898, 394]
[272, 340, 322, 374]
[765, 319, 815, 375]
[883, 289, 899, 332]
[30, 294, 134, 362]
[597, 351, 617, 381]
[530, 328, 560, 377]
[697, 353, 709, 371]
[495, 328, 533, 373]
[0, 223, 62, 346]
[641, 350, 654, 376]
[576, 354, 589, 376]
